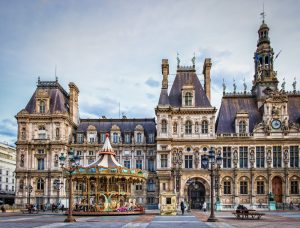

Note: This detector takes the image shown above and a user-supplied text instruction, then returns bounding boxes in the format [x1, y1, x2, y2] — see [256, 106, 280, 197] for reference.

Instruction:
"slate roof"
[216, 96, 262, 134]
[287, 95, 300, 124]
[168, 70, 211, 107]
[158, 88, 169, 105]
[76, 118, 156, 144]
[25, 81, 69, 114]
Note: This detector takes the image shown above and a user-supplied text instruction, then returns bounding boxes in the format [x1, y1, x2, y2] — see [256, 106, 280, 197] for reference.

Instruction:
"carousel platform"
[65, 210, 145, 216]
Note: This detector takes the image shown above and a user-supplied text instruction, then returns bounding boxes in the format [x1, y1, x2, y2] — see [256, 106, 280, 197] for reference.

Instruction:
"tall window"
[148, 159, 155, 172]
[223, 147, 232, 168]
[147, 179, 155, 192]
[240, 181, 248, 194]
[161, 120, 167, 133]
[185, 121, 192, 134]
[37, 158, 44, 170]
[125, 133, 131, 144]
[291, 181, 299, 194]
[224, 181, 231, 194]
[185, 92, 192, 106]
[273, 146, 282, 168]
[136, 160, 142, 169]
[257, 181, 264, 194]
[37, 178, 44, 190]
[55, 127, 60, 139]
[173, 122, 177, 134]
[113, 133, 119, 144]
[136, 133, 142, 144]
[124, 160, 130, 169]
[239, 121, 247, 133]
[21, 128, 26, 140]
[38, 126, 46, 139]
[290, 146, 299, 168]
[100, 133, 106, 143]
[161, 154, 168, 168]
[77, 133, 84, 144]
[148, 134, 154, 143]
[185, 155, 193, 168]
[201, 120, 208, 134]
[239, 147, 248, 168]
[256, 146, 265, 168]
[40, 101, 45, 113]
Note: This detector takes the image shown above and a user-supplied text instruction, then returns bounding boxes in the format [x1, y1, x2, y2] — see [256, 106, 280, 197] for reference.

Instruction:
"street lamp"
[59, 148, 80, 223]
[201, 147, 222, 222]
[53, 179, 64, 204]
[24, 184, 33, 205]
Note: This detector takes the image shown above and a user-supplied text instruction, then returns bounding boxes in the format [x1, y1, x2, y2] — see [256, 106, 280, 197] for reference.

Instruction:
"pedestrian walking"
[180, 201, 185, 215]
[61, 204, 64, 212]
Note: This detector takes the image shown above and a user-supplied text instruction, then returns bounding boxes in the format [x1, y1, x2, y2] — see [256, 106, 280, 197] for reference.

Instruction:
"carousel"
[65, 133, 147, 215]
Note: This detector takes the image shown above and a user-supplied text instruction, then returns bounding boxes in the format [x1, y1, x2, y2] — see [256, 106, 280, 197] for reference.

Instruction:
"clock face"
[272, 119, 281, 129]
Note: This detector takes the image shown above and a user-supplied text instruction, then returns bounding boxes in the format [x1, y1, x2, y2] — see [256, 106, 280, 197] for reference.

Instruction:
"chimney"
[161, 59, 169, 89]
[69, 82, 79, 125]
[203, 58, 212, 102]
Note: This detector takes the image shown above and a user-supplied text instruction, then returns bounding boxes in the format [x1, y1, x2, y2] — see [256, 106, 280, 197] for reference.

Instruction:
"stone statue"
[281, 78, 286, 91]
[177, 53, 180, 67]
[243, 78, 247, 93]
[191, 53, 196, 66]
[293, 77, 297, 92]
[233, 79, 237, 94]
[222, 79, 226, 94]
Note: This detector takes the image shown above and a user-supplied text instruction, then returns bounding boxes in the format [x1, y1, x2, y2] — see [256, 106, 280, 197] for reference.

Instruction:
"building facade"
[0, 142, 16, 205]
[155, 19, 300, 209]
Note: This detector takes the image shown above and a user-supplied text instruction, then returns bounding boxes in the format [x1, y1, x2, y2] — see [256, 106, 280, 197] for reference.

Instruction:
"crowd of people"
[25, 203, 65, 213]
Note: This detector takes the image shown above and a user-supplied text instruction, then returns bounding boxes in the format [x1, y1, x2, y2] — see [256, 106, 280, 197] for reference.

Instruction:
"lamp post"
[53, 179, 64, 204]
[201, 147, 222, 222]
[24, 184, 33, 205]
[59, 148, 80, 223]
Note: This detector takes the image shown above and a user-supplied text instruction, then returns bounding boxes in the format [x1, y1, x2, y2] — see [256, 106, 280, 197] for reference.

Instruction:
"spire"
[158, 59, 170, 106]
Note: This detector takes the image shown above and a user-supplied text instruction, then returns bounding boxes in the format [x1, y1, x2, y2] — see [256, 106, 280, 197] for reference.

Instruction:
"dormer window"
[239, 121, 247, 134]
[184, 92, 193, 106]
[161, 120, 167, 133]
[125, 133, 131, 144]
[201, 120, 208, 134]
[148, 133, 154, 143]
[40, 101, 45, 113]
[38, 126, 46, 139]
[77, 133, 84, 144]
[136, 133, 142, 144]
[185, 120, 192, 134]
[113, 132, 119, 144]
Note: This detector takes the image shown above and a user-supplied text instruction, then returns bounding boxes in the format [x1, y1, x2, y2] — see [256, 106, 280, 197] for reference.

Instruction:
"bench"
[233, 210, 265, 220]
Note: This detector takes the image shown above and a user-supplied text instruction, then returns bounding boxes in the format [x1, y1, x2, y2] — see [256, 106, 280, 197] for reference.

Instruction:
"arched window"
[184, 92, 193, 106]
[21, 127, 26, 140]
[223, 181, 231, 194]
[239, 121, 247, 133]
[40, 101, 45, 113]
[55, 128, 60, 139]
[201, 120, 208, 134]
[113, 133, 119, 144]
[37, 178, 44, 190]
[136, 133, 142, 144]
[185, 120, 192, 134]
[195, 122, 199, 133]
[173, 122, 177, 134]
[161, 120, 167, 133]
[240, 180, 248, 194]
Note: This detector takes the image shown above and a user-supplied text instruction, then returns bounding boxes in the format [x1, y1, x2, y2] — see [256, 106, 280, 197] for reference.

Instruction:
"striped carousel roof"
[87, 133, 122, 168]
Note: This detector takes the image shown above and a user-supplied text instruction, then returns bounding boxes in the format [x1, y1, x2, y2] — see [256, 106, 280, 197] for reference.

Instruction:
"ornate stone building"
[156, 18, 300, 209]
[15, 79, 158, 208]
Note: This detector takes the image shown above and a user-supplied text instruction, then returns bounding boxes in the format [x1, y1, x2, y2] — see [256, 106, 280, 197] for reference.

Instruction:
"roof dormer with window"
[235, 110, 249, 135]
[182, 85, 195, 107]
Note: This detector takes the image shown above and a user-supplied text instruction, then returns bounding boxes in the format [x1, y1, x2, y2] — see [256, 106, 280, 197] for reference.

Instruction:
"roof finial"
[281, 78, 286, 91]
[293, 77, 297, 93]
[192, 52, 196, 67]
[243, 78, 247, 94]
[260, 3, 266, 23]
[55, 65, 58, 82]
[222, 78, 226, 95]
[38, 76, 40, 84]
[177, 52, 180, 68]
[233, 78, 237, 94]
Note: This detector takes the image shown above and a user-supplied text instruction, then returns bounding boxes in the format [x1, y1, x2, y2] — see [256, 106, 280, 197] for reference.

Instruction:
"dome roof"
[259, 22, 269, 30]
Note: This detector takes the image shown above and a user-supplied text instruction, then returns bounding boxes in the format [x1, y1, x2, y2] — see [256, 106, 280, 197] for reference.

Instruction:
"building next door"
[188, 181, 205, 209]
[272, 176, 282, 203]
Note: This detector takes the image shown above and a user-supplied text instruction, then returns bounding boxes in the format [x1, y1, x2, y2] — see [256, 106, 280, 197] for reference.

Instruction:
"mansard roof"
[158, 88, 170, 106]
[287, 94, 300, 124]
[25, 80, 69, 114]
[169, 69, 211, 107]
[77, 118, 156, 141]
[216, 95, 262, 134]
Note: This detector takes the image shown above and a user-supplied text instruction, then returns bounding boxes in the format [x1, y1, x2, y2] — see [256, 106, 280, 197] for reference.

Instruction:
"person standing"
[203, 201, 207, 212]
[180, 201, 185, 215]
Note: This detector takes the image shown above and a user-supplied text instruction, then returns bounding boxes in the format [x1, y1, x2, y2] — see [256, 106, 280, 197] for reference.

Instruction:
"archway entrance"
[188, 181, 205, 209]
[272, 176, 282, 203]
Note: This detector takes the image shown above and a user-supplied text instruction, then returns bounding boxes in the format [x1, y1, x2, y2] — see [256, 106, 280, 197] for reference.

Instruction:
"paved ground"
[0, 210, 300, 228]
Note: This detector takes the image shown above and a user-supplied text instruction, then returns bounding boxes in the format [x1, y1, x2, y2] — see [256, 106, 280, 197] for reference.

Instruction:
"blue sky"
[0, 0, 300, 145]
